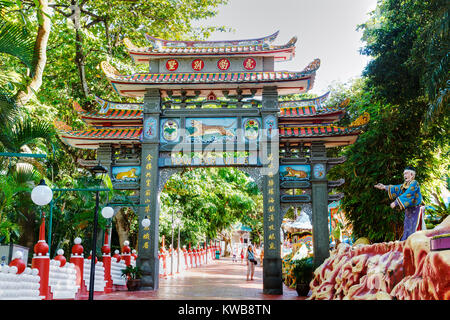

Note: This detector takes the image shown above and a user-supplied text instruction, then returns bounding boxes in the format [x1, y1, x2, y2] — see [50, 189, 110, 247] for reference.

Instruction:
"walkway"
[96, 257, 304, 300]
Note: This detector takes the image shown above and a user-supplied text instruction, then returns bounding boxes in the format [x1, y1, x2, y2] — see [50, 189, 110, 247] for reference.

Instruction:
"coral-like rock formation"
[308, 217, 450, 300]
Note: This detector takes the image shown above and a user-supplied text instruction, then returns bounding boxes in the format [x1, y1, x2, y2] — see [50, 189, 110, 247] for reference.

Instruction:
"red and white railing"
[0, 219, 221, 300]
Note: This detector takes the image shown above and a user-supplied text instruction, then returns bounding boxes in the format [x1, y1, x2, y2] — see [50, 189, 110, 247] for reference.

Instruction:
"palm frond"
[0, 116, 55, 152]
[423, 7, 449, 125]
[0, 20, 35, 70]
[0, 91, 18, 125]
[11, 166, 39, 186]
[425, 79, 450, 126]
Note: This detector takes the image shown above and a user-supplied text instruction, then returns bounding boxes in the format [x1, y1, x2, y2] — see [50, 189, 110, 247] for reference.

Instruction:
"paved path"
[96, 257, 304, 300]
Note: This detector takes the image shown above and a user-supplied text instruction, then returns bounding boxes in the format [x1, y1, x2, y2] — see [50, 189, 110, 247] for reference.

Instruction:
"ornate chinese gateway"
[55, 31, 369, 294]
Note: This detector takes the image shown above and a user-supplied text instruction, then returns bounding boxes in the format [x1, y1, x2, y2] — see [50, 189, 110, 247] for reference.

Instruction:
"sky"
[194, 0, 378, 94]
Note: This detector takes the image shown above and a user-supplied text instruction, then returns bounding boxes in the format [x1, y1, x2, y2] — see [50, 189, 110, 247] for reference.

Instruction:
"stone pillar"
[137, 88, 161, 290]
[261, 86, 282, 295]
[310, 142, 330, 267]
[97, 144, 113, 173]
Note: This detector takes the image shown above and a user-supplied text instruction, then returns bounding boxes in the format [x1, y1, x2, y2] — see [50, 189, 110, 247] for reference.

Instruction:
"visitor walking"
[246, 245, 256, 281]
[240, 248, 244, 264]
[232, 246, 237, 263]
[260, 246, 264, 267]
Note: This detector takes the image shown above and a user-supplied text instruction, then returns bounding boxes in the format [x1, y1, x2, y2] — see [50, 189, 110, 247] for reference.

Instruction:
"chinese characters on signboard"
[192, 59, 204, 71]
[166, 59, 179, 71]
[266, 152, 277, 251]
[141, 153, 153, 250]
[217, 58, 230, 71]
[243, 58, 256, 70]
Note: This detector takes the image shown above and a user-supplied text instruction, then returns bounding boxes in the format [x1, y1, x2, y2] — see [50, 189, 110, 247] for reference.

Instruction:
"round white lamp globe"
[31, 180, 53, 206]
[142, 218, 151, 228]
[101, 206, 114, 219]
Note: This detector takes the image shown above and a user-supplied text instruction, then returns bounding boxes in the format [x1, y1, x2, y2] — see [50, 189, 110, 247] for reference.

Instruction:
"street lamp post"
[170, 210, 174, 276]
[175, 217, 181, 274]
[88, 162, 109, 301]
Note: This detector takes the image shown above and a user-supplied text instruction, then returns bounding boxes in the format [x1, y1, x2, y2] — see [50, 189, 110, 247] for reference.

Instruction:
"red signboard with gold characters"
[217, 58, 230, 71]
[243, 58, 256, 70]
[165, 59, 179, 71]
[191, 59, 204, 71]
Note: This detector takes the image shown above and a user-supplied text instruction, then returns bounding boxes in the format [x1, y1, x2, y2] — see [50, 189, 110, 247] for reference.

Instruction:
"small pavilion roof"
[278, 112, 370, 147]
[73, 100, 142, 126]
[100, 59, 320, 98]
[54, 120, 142, 149]
[54, 112, 368, 150]
[278, 98, 350, 124]
[279, 92, 330, 109]
[146, 30, 280, 47]
[124, 32, 296, 62]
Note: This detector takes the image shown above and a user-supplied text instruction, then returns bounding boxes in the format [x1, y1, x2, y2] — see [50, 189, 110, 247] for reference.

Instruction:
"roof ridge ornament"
[339, 98, 350, 108]
[302, 58, 321, 74]
[73, 101, 86, 113]
[123, 37, 146, 51]
[349, 112, 370, 127]
[285, 36, 298, 47]
[100, 61, 122, 78]
[54, 120, 72, 132]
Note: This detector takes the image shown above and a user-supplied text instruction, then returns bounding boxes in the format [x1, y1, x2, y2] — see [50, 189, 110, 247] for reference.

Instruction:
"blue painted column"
[137, 88, 161, 290]
[261, 86, 283, 295]
[310, 142, 330, 267]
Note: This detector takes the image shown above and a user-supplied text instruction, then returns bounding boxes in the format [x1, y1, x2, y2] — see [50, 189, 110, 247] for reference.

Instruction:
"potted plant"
[292, 257, 314, 296]
[121, 265, 143, 291]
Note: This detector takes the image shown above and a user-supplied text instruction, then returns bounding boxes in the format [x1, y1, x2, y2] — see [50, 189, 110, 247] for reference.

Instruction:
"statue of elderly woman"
[374, 166, 426, 241]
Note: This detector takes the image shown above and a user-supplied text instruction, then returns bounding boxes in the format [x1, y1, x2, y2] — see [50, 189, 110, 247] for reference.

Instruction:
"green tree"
[0, 0, 231, 254]
[158, 167, 262, 252]
[325, 0, 449, 242]
[359, 0, 449, 125]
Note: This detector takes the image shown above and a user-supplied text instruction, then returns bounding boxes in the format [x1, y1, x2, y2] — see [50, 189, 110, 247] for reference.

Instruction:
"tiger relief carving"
[188, 120, 235, 137]
[115, 168, 138, 180]
[285, 167, 308, 178]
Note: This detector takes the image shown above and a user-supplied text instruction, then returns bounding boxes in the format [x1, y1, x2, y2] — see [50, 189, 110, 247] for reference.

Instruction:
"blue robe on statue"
[387, 180, 425, 241]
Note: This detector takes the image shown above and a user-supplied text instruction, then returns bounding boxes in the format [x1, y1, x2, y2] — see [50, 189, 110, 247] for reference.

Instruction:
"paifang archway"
[55, 31, 369, 295]
[157, 165, 264, 252]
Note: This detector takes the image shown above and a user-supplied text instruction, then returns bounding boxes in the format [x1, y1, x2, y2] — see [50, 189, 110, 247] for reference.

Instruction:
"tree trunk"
[223, 238, 231, 256]
[104, 19, 112, 56]
[16, 0, 51, 106]
[114, 208, 129, 249]
[71, 0, 89, 98]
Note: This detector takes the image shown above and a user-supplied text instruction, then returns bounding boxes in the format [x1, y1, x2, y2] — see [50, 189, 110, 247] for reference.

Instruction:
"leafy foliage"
[159, 167, 262, 247]
[121, 265, 142, 280]
[0, 0, 230, 255]
[292, 257, 314, 284]
[0, 20, 35, 71]
[328, 0, 449, 242]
